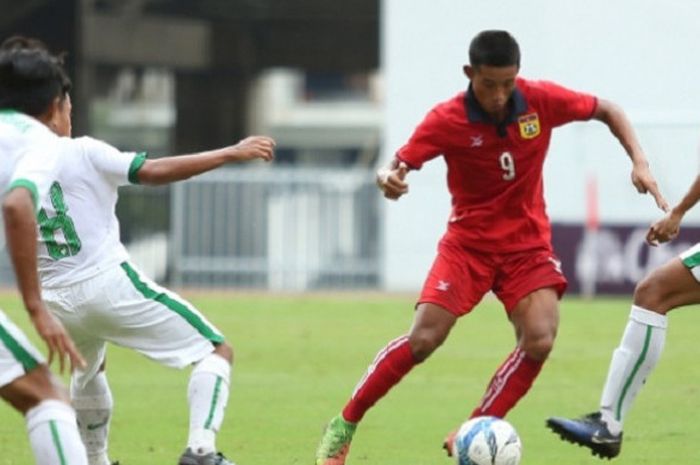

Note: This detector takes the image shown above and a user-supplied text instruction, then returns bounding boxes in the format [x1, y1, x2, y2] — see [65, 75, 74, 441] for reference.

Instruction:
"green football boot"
[315, 415, 357, 465]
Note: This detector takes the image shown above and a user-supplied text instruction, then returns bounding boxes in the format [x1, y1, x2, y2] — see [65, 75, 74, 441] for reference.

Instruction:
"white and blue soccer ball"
[454, 416, 522, 465]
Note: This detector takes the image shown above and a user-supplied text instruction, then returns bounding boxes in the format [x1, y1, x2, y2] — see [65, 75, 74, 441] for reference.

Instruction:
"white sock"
[599, 305, 667, 434]
[187, 353, 231, 455]
[26, 399, 88, 465]
[71, 372, 113, 465]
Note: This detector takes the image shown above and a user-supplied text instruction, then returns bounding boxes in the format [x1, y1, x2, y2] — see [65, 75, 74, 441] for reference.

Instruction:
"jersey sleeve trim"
[6, 179, 39, 211]
[128, 152, 148, 184]
[586, 96, 599, 120]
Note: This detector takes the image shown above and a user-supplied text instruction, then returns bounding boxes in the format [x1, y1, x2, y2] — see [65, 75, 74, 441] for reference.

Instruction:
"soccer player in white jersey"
[0, 38, 88, 465]
[8, 38, 275, 465]
[547, 172, 700, 459]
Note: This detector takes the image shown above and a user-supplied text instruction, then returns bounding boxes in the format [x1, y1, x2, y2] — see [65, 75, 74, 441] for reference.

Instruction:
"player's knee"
[408, 332, 442, 362]
[1, 366, 69, 414]
[213, 342, 233, 364]
[633, 273, 671, 313]
[520, 334, 554, 361]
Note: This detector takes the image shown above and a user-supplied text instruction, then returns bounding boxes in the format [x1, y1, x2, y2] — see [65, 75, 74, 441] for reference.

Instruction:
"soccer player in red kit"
[314, 30, 668, 465]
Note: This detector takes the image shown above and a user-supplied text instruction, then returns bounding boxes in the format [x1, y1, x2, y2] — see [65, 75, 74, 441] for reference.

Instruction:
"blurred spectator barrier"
[168, 167, 379, 290]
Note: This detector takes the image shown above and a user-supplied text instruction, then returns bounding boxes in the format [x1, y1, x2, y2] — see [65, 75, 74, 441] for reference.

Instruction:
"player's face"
[464, 64, 519, 121]
[53, 93, 72, 137]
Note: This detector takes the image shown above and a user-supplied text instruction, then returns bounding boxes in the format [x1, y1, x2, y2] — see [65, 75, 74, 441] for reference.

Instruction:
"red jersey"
[396, 77, 597, 253]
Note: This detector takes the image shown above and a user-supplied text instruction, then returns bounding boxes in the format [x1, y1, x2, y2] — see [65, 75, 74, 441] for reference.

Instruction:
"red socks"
[340, 340, 542, 423]
[471, 347, 543, 418]
[342, 336, 417, 423]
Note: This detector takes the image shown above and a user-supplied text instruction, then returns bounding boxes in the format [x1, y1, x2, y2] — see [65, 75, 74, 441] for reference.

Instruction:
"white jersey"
[0, 110, 61, 250]
[36, 136, 146, 287]
[0, 110, 62, 386]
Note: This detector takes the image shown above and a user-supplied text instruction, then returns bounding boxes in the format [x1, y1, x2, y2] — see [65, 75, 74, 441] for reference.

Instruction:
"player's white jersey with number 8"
[36, 136, 146, 287]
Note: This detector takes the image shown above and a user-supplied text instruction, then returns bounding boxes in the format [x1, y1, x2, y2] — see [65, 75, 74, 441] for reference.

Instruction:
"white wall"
[381, 0, 700, 290]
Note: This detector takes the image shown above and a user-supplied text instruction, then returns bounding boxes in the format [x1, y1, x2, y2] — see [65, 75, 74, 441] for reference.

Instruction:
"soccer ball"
[454, 416, 522, 465]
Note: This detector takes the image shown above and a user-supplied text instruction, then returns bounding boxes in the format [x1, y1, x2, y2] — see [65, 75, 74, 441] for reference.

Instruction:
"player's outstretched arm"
[2, 187, 85, 373]
[376, 158, 410, 200]
[593, 99, 669, 212]
[137, 135, 275, 185]
[647, 173, 700, 245]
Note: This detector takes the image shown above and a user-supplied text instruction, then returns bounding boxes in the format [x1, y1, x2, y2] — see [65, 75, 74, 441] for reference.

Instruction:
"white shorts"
[0, 310, 45, 388]
[42, 261, 224, 388]
[680, 243, 700, 282]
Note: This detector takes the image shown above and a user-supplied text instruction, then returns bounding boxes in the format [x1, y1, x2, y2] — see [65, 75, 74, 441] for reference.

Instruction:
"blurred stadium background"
[1, 0, 699, 295]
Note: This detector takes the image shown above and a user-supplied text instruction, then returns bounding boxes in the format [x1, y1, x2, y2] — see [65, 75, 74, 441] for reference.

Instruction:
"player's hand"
[631, 163, 669, 212]
[29, 306, 85, 373]
[376, 162, 409, 200]
[228, 136, 276, 162]
[646, 210, 682, 246]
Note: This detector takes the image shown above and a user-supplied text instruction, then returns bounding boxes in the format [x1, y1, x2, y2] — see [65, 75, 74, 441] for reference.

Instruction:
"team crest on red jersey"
[518, 113, 540, 139]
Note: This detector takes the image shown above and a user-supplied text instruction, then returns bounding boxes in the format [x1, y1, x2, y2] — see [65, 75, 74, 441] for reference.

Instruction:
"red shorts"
[418, 238, 567, 316]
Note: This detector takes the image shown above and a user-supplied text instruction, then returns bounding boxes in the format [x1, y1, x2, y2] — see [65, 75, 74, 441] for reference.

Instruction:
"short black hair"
[0, 35, 71, 117]
[469, 30, 520, 68]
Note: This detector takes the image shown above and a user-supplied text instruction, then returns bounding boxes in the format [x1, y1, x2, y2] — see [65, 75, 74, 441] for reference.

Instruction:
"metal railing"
[168, 167, 380, 289]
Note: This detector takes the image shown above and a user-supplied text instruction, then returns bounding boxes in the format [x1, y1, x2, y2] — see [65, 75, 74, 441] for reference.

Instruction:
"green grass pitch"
[0, 292, 699, 464]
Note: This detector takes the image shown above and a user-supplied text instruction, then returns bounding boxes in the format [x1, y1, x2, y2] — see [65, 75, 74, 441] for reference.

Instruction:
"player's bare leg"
[548, 257, 700, 459]
[1, 364, 69, 412]
[316, 303, 456, 465]
[1, 365, 88, 465]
